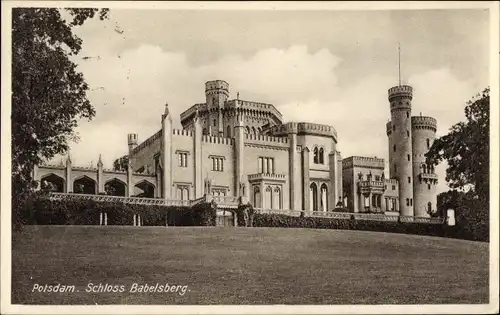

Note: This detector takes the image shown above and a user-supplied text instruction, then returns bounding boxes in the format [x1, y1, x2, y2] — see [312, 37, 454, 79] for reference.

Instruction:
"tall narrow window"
[253, 186, 261, 208]
[265, 186, 273, 209]
[226, 125, 231, 138]
[407, 130, 410, 137]
[408, 177, 411, 183]
[426, 138, 430, 149]
[313, 147, 319, 164]
[319, 147, 325, 164]
[428, 184, 431, 190]
[406, 198, 409, 206]
[393, 144, 396, 152]
[410, 199, 413, 206]
[407, 154, 410, 161]
[310, 183, 318, 211]
[179, 152, 189, 167]
[210, 156, 224, 171]
[258, 157, 263, 173]
[213, 119, 216, 126]
[406, 112, 409, 118]
[427, 202, 432, 213]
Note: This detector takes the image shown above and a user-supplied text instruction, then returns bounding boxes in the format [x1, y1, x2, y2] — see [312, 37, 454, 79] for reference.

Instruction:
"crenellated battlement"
[388, 85, 413, 102]
[244, 133, 289, 143]
[411, 116, 437, 131]
[342, 156, 385, 169]
[131, 130, 163, 155]
[266, 122, 338, 142]
[205, 80, 229, 93]
[386, 121, 392, 135]
[172, 129, 194, 137]
[201, 135, 234, 145]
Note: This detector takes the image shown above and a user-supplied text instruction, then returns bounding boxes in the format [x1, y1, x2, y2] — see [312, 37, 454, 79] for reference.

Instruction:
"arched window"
[246, 126, 251, 134]
[310, 183, 318, 211]
[265, 186, 272, 209]
[252, 126, 257, 135]
[319, 147, 324, 164]
[426, 138, 430, 149]
[313, 147, 319, 164]
[428, 202, 432, 213]
[320, 184, 328, 212]
[422, 164, 427, 174]
[226, 125, 231, 138]
[253, 186, 261, 208]
[272, 187, 281, 209]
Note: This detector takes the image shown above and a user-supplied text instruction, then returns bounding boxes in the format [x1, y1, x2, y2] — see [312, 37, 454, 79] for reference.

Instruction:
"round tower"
[388, 85, 414, 216]
[411, 116, 438, 217]
[127, 133, 138, 153]
[205, 80, 229, 136]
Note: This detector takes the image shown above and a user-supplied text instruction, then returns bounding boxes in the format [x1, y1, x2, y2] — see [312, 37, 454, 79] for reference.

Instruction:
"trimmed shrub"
[21, 194, 217, 227]
[251, 213, 486, 242]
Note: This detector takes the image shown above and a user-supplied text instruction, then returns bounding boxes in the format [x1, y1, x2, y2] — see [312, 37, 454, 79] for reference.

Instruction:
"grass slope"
[12, 226, 488, 305]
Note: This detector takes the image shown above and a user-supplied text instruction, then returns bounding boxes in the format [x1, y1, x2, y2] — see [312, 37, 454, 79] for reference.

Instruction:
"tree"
[426, 88, 489, 241]
[113, 155, 128, 171]
[12, 8, 108, 227]
[426, 87, 489, 202]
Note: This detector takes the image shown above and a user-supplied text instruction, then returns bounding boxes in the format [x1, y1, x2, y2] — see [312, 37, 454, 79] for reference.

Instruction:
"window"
[319, 147, 325, 164]
[407, 154, 410, 161]
[313, 147, 319, 164]
[213, 119, 216, 126]
[178, 152, 188, 167]
[392, 185, 396, 190]
[203, 128, 207, 135]
[375, 175, 380, 181]
[392, 124, 395, 131]
[406, 112, 409, 118]
[253, 186, 261, 208]
[426, 138, 430, 149]
[259, 157, 275, 174]
[406, 198, 409, 206]
[393, 144, 396, 152]
[226, 125, 231, 137]
[410, 198, 413, 206]
[210, 156, 224, 171]
[408, 177, 411, 183]
[428, 184, 431, 190]
[176, 186, 189, 201]
[428, 202, 432, 213]
[407, 130, 410, 137]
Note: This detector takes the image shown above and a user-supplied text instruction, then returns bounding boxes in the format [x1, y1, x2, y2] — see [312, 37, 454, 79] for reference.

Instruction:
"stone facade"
[34, 80, 437, 217]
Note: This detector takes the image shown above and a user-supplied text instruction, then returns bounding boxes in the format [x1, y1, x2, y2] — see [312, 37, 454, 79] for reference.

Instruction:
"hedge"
[251, 213, 487, 242]
[19, 194, 217, 227]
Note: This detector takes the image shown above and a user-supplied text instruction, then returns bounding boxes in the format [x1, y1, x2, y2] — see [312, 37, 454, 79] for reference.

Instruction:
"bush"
[20, 194, 217, 227]
[251, 213, 487, 242]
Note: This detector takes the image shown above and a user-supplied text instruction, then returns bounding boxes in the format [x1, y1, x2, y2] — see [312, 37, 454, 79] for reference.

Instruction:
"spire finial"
[98, 154, 103, 166]
[398, 42, 401, 86]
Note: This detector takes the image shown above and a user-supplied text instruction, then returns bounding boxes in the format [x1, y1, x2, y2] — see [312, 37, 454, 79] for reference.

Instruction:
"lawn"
[11, 225, 489, 305]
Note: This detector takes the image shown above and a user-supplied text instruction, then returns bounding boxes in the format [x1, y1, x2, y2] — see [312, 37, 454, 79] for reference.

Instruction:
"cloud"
[56, 43, 481, 195]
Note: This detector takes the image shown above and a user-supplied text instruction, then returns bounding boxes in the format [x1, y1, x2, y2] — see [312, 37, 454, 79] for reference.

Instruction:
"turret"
[128, 133, 138, 154]
[388, 85, 414, 216]
[411, 115, 438, 217]
[205, 80, 229, 136]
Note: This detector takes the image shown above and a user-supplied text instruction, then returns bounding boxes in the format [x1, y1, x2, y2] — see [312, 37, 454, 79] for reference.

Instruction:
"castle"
[34, 80, 438, 217]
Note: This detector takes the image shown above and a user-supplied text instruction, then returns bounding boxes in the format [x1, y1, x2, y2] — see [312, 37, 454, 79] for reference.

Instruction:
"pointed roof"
[97, 154, 103, 166]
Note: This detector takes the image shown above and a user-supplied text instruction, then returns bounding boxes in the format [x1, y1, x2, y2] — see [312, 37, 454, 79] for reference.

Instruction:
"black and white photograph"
[1, 1, 498, 314]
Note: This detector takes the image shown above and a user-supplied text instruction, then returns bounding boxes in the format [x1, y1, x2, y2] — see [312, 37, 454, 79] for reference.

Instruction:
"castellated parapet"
[388, 85, 413, 103]
[411, 116, 437, 132]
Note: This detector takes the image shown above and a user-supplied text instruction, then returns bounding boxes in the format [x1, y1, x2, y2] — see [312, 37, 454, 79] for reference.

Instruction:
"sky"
[52, 7, 490, 195]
